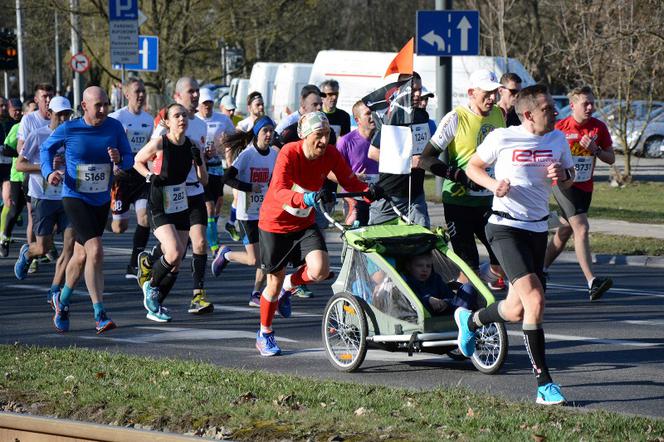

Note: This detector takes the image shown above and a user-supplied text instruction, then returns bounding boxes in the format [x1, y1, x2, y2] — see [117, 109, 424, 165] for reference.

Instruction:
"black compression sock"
[158, 271, 179, 303]
[130, 225, 151, 267]
[468, 301, 505, 331]
[192, 253, 207, 290]
[151, 256, 174, 288]
[149, 242, 163, 266]
[523, 326, 553, 386]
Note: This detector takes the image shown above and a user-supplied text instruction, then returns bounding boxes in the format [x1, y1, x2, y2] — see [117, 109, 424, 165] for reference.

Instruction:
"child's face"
[408, 256, 433, 282]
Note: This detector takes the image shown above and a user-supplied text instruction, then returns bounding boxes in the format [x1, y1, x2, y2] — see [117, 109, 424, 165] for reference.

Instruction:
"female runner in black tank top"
[133, 103, 206, 322]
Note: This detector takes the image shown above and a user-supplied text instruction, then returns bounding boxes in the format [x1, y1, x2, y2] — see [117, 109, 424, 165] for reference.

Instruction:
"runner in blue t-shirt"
[38, 86, 133, 334]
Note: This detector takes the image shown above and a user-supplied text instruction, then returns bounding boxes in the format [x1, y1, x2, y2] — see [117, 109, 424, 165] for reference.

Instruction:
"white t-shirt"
[195, 111, 235, 175]
[23, 125, 64, 200]
[152, 114, 207, 197]
[232, 144, 277, 221]
[476, 125, 573, 232]
[275, 111, 300, 134]
[236, 115, 255, 132]
[108, 107, 154, 153]
[17, 111, 50, 143]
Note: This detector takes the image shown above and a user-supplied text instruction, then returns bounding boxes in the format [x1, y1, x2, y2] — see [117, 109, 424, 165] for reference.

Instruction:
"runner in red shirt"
[544, 86, 615, 301]
[255, 111, 381, 356]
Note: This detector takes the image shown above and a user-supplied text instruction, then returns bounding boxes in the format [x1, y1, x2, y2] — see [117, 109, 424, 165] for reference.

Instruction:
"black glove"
[315, 187, 336, 205]
[191, 146, 202, 166]
[445, 166, 484, 192]
[366, 183, 384, 201]
[1, 145, 18, 158]
[149, 173, 167, 187]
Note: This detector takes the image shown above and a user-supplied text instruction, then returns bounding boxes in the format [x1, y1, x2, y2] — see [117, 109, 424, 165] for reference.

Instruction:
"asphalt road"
[1, 227, 663, 420]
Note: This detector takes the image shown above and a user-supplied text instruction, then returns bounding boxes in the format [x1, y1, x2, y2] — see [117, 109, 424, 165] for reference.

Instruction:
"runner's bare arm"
[466, 154, 503, 194]
[133, 137, 161, 178]
[15, 154, 41, 173]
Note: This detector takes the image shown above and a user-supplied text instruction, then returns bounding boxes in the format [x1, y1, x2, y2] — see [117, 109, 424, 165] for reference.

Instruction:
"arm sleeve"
[221, 166, 253, 192]
[429, 110, 458, 152]
[40, 124, 66, 178]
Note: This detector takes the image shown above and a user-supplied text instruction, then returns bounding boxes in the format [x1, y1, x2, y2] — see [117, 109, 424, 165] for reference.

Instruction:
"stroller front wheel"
[322, 292, 368, 372]
[471, 322, 508, 375]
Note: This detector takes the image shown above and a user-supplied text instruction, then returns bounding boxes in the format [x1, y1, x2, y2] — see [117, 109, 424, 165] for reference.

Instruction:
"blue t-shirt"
[41, 116, 133, 206]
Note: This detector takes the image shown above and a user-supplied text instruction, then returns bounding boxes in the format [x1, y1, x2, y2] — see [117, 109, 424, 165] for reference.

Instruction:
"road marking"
[623, 319, 664, 327]
[508, 331, 662, 348]
[215, 305, 322, 318]
[4, 284, 124, 297]
[548, 282, 664, 298]
[76, 326, 298, 344]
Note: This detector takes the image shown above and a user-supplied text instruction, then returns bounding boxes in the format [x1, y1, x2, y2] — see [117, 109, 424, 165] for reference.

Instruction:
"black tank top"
[159, 134, 193, 185]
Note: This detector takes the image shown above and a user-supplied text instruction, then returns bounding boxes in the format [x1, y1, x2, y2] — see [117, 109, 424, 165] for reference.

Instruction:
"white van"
[308, 50, 535, 120]
[229, 78, 250, 116]
[271, 63, 313, 123]
[248, 62, 281, 118]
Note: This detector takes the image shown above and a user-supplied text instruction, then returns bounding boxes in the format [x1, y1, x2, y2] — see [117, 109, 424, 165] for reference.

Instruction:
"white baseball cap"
[48, 96, 72, 114]
[468, 69, 502, 92]
[220, 95, 236, 110]
[199, 88, 215, 103]
[421, 86, 434, 98]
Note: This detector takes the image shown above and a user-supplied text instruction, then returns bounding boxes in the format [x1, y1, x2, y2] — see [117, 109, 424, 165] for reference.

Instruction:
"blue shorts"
[31, 198, 69, 236]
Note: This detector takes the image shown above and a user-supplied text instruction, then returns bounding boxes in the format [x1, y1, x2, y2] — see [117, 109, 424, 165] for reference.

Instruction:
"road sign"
[109, 0, 139, 65]
[70, 52, 90, 73]
[416, 10, 479, 56]
[112, 36, 158, 72]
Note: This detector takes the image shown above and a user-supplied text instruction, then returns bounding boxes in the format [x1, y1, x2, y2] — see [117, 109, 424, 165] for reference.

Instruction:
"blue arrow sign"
[112, 35, 158, 72]
[416, 10, 480, 56]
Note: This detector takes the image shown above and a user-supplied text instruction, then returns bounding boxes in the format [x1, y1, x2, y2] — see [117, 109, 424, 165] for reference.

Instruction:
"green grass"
[1, 345, 663, 441]
[568, 233, 664, 256]
[425, 175, 664, 224]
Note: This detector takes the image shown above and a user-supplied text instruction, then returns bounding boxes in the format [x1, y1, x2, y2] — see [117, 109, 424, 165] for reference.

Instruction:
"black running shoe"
[589, 277, 612, 301]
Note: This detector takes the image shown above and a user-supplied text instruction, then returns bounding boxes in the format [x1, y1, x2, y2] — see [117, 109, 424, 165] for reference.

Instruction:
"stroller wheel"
[471, 322, 508, 375]
[322, 292, 368, 372]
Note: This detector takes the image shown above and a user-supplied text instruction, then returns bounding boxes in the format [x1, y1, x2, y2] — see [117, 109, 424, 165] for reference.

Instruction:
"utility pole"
[55, 11, 62, 95]
[70, 0, 81, 110]
[15, 0, 26, 100]
[434, 0, 453, 198]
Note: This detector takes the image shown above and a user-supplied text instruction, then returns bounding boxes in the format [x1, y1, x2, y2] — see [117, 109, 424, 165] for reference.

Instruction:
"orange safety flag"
[384, 38, 414, 78]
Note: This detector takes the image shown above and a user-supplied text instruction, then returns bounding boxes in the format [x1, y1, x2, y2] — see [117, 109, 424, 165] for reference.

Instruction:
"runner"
[543, 86, 615, 300]
[108, 77, 154, 279]
[135, 103, 205, 322]
[219, 95, 241, 126]
[255, 111, 381, 356]
[337, 100, 378, 226]
[147, 76, 213, 315]
[211, 116, 278, 308]
[236, 91, 264, 132]
[14, 96, 75, 310]
[40, 86, 133, 334]
[420, 69, 506, 288]
[0, 98, 21, 257]
[461, 84, 574, 405]
[498, 73, 523, 127]
[196, 88, 235, 255]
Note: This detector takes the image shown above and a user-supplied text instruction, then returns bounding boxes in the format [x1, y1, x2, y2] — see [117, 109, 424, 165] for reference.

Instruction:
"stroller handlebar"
[318, 192, 411, 232]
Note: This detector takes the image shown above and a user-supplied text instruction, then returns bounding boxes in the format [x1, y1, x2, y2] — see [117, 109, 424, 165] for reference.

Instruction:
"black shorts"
[485, 223, 547, 285]
[0, 164, 10, 182]
[188, 193, 207, 226]
[204, 175, 223, 202]
[239, 219, 259, 245]
[552, 185, 592, 220]
[62, 197, 110, 245]
[110, 172, 149, 219]
[443, 203, 499, 270]
[148, 184, 190, 232]
[259, 225, 327, 273]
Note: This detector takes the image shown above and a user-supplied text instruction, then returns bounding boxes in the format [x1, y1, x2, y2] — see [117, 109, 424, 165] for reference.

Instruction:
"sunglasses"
[502, 87, 520, 95]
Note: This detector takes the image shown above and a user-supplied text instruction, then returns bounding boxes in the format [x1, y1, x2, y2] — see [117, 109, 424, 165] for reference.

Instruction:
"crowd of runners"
[0, 69, 616, 405]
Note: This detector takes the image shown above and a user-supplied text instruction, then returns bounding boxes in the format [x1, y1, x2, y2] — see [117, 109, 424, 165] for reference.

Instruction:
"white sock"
[223, 251, 231, 261]
[282, 274, 293, 291]
[588, 277, 595, 289]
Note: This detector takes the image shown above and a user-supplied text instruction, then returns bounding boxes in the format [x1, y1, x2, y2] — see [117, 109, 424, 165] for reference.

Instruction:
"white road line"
[76, 326, 298, 344]
[507, 330, 662, 348]
[548, 282, 664, 298]
[4, 283, 124, 297]
[623, 319, 664, 327]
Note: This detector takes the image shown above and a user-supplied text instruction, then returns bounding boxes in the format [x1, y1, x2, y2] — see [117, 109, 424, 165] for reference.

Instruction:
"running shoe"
[454, 307, 476, 358]
[45, 247, 58, 263]
[292, 285, 314, 299]
[146, 306, 172, 323]
[277, 288, 292, 318]
[188, 290, 214, 314]
[256, 330, 281, 356]
[488, 277, 506, 291]
[14, 244, 31, 280]
[95, 311, 116, 334]
[0, 239, 8, 258]
[536, 383, 566, 405]
[125, 264, 138, 280]
[211, 246, 231, 277]
[142, 281, 160, 314]
[225, 222, 241, 241]
[137, 251, 152, 288]
[28, 259, 38, 274]
[48, 287, 60, 309]
[589, 277, 612, 302]
[52, 291, 69, 333]
[249, 291, 261, 308]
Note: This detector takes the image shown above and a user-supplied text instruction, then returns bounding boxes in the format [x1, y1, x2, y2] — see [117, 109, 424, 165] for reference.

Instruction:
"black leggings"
[3, 181, 27, 238]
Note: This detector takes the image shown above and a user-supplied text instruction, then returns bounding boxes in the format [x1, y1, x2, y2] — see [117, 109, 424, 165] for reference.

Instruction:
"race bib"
[163, 184, 188, 214]
[246, 184, 266, 217]
[75, 163, 111, 193]
[411, 123, 431, 155]
[468, 167, 494, 197]
[573, 156, 593, 182]
[127, 129, 150, 153]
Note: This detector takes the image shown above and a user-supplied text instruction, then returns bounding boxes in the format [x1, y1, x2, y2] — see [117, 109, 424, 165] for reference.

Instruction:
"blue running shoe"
[454, 307, 476, 357]
[536, 383, 566, 405]
[52, 292, 69, 333]
[48, 287, 60, 310]
[142, 280, 160, 313]
[14, 244, 31, 280]
[249, 291, 261, 308]
[146, 306, 172, 323]
[278, 288, 292, 318]
[211, 246, 231, 277]
[95, 311, 116, 334]
[256, 330, 281, 356]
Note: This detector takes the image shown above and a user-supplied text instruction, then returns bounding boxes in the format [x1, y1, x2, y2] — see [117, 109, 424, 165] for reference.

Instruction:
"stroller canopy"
[344, 224, 444, 256]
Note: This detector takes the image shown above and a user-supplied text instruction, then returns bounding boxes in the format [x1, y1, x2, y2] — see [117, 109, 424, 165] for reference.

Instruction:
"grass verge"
[2, 344, 663, 441]
[567, 233, 664, 256]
